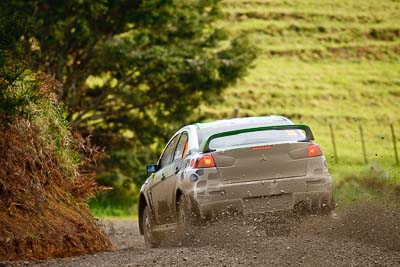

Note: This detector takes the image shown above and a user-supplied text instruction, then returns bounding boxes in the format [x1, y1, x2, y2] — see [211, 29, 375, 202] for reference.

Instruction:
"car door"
[170, 132, 190, 219]
[149, 134, 180, 224]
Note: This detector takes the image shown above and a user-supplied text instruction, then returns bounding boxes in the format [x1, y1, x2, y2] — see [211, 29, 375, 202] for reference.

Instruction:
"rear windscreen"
[209, 129, 307, 150]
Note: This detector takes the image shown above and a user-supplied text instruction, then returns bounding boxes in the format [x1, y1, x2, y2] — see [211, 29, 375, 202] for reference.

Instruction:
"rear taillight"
[194, 154, 215, 168]
[308, 144, 323, 157]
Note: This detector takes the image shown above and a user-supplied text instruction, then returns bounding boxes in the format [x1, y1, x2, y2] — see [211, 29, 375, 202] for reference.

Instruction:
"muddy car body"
[138, 116, 334, 246]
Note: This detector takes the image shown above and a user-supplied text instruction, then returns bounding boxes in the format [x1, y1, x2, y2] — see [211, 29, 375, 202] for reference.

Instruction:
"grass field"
[200, 0, 400, 204]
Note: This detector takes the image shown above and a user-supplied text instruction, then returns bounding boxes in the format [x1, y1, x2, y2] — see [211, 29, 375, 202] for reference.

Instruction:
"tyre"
[321, 205, 337, 217]
[176, 194, 194, 242]
[142, 205, 160, 248]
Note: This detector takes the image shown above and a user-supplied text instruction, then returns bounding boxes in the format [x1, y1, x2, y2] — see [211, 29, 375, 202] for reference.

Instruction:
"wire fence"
[328, 123, 399, 166]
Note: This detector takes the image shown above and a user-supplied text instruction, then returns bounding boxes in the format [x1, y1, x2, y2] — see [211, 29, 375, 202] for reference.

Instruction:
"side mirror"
[146, 164, 159, 174]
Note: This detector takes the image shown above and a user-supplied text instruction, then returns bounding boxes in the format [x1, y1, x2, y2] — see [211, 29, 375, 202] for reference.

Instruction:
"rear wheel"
[176, 194, 194, 242]
[321, 204, 337, 217]
[177, 195, 189, 225]
[142, 206, 160, 248]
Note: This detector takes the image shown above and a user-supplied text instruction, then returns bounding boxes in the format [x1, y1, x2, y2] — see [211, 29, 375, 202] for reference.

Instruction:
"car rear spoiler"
[200, 124, 315, 153]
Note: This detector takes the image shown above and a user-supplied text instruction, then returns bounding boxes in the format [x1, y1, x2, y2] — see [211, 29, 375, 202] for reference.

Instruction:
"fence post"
[329, 123, 339, 164]
[391, 123, 399, 166]
[359, 124, 368, 165]
[232, 107, 239, 118]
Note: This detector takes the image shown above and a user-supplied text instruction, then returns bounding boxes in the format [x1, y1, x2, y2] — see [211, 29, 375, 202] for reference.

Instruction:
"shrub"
[0, 66, 111, 260]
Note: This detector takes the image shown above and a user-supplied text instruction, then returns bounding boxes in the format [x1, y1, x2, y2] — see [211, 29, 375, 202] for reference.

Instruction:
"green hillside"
[202, 0, 400, 201]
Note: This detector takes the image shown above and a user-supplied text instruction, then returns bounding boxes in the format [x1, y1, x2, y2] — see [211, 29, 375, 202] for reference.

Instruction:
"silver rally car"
[138, 116, 334, 247]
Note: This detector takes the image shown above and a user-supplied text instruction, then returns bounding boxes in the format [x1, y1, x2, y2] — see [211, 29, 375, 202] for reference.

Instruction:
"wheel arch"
[175, 188, 201, 219]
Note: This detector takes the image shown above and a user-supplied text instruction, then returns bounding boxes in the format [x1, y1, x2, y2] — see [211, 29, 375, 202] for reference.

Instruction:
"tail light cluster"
[308, 144, 323, 157]
[190, 154, 215, 168]
[288, 144, 324, 159]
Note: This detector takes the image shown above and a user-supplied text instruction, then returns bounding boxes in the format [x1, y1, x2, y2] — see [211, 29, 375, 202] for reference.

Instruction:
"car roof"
[194, 115, 294, 145]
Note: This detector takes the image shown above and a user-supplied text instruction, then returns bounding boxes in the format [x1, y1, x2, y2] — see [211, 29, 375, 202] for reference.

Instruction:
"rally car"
[138, 116, 334, 247]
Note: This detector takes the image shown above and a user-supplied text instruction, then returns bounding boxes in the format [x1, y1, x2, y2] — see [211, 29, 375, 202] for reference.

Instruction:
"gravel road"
[22, 204, 400, 266]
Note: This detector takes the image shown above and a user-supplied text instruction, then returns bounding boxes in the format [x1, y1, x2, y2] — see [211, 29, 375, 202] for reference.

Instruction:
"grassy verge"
[332, 163, 400, 206]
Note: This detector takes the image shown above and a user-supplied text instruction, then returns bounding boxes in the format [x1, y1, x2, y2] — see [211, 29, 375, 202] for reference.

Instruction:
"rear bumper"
[193, 175, 334, 217]
[198, 190, 333, 217]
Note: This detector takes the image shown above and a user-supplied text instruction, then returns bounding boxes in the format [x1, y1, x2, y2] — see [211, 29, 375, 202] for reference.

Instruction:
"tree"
[0, 0, 256, 211]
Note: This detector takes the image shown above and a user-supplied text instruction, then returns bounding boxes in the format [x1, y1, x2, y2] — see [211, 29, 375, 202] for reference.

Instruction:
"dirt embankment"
[0, 118, 112, 261]
[23, 203, 400, 267]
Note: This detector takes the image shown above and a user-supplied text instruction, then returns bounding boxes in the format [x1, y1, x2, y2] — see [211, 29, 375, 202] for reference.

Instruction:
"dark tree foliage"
[0, 0, 256, 210]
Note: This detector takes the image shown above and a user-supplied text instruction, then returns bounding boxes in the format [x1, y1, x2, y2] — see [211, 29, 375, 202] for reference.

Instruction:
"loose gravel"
[12, 203, 400, 266]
